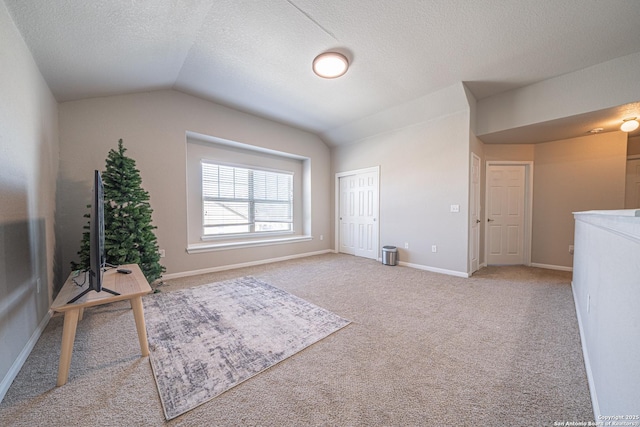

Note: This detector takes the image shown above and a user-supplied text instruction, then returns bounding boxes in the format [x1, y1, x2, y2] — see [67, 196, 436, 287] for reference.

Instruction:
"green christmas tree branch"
[71, 139, 165, 283]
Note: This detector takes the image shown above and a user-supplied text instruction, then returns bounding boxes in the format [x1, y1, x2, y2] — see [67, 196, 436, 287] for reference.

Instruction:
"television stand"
[51, 264, 151, 386]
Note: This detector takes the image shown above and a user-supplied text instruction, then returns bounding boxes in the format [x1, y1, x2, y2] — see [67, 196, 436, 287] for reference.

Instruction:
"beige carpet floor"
[0, 253, 593, 426]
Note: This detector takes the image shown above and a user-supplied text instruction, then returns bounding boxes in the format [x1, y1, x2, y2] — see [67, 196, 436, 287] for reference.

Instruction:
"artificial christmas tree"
[72, 139, 165, 283]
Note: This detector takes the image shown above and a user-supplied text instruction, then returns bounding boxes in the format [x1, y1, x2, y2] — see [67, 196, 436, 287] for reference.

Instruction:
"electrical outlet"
[320, 234, 324, 241]
[159, 249, 166, 258]
[432, 245, 437, 253]
[569, 245, 574, 254]
[404, 242, 409, 249]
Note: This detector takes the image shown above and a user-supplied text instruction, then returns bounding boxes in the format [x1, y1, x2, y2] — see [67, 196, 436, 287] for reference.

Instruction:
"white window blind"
[202, 162, 293, 236]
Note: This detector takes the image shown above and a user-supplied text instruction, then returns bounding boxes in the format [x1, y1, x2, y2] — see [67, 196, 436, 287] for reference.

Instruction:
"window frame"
[200, 160, 295, 240]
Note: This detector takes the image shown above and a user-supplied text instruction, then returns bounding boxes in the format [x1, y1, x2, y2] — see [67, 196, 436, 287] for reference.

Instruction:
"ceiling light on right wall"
[620, 117, 639, 132]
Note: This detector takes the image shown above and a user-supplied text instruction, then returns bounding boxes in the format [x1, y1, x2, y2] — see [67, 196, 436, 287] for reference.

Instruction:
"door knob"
[475, 219, 481, 223]
[487, 218, 495, 222]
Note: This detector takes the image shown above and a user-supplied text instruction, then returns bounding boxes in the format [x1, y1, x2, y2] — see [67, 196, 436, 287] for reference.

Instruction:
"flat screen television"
[89, 169, 106, 292]
[68, 170, 119, 304]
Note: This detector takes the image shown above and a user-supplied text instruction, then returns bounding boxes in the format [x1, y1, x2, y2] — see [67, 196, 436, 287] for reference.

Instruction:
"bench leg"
[57, 309, 80, 386]
[130, 296, 149, 357]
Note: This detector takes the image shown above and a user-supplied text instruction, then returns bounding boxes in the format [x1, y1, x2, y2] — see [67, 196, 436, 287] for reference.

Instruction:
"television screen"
[67, 170, 119, 304]
[89, 170, 105, 292]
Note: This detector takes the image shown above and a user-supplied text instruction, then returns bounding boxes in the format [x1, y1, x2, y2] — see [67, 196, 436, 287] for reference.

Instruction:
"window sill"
[186, 235, 313, 254]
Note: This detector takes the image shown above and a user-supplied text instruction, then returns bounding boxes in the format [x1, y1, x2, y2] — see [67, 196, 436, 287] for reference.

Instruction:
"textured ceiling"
[5, 0, 640, 144]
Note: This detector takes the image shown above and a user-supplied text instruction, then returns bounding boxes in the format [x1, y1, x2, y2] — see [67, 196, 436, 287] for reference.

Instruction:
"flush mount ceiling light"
[620, 117, 639, 132]
[312, 52, 349, 79]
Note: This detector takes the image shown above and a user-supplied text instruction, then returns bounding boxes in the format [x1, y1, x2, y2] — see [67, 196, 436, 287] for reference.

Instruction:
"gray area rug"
[143, 276, 351, 420]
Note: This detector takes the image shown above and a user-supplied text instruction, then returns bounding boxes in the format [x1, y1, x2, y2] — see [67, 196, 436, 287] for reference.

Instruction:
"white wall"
[58, 90, 331, 278]
[332, 109, 471, 276]
[0, 1, 59, 399]
[572, 210, 640, 418]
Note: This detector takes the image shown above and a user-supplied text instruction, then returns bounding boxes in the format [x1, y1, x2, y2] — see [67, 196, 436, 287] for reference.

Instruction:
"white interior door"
[625, 158, 640, 209]
[469, 153, 481, 273]
[486, 164, 526, 265]
[338, 170, 379, 260]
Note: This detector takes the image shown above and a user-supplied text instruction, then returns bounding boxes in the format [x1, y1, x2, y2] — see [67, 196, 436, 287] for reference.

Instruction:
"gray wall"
[329, 79, 629, 274]
[57, 90, 331, 278]
[332, 109, 471, 275]
[629, 135, 640, 156]
[532, 132, 627, 268]
[476, 53, 640, 136]
[480, 131, 627, 270]
[0, 2, 59, 397]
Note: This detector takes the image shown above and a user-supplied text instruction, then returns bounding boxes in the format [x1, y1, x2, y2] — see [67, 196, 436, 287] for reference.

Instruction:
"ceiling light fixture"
[589, 128, 604, 134]
[312, 52, 349, 79]
[620, 117, 639, 132]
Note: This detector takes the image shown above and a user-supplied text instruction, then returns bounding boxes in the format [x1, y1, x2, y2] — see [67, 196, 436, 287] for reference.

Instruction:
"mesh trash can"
[382, 246, 397, 266]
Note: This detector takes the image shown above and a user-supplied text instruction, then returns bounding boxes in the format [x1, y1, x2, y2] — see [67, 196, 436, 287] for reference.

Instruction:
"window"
[185, 132, 311, 253]
[202, 162, 293, 237]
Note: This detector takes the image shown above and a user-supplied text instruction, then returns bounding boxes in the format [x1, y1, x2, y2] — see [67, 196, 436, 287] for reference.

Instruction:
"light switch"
[450, 204, 460, 213]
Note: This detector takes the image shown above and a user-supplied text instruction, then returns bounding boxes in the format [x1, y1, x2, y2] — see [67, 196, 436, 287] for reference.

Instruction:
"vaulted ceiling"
[5, 0, 640, 145]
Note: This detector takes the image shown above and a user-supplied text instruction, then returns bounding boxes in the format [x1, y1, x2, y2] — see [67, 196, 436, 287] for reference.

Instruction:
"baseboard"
[530, 262, 573, 272]
[571, 281, 601, 421]
[0, 309, 52, 403]
[162, 249, 334, 280]
[398, 261, 470, 278]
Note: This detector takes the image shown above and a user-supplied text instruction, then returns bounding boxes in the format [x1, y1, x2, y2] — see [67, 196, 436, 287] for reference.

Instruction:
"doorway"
[625, 156, 640, 208]
[335, 167, 380, 260]
[485, 162, 533, 266]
